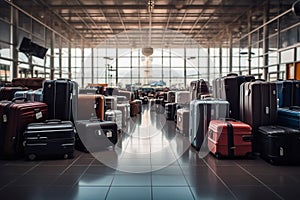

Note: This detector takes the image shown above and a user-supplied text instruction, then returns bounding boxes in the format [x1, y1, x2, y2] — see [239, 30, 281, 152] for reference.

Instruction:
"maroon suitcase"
[0, 86, 28, 101]
[0, 98, 48, 158]
[12, 78, 45, 90]
[208, 119, 252, 158]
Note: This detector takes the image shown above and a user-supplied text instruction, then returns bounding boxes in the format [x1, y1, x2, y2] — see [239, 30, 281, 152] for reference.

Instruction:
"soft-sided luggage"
[0, 98, 48, 158]
[78, 94, 105, 120]
[220, 74, 254, 120]
[258, 125, 300, 164]
[105, 96, 117, 111]
[0, 86, 28, 101]
[208, 119, 252, 158]
[277, 106, 300, 129]
[105, 109, 123, 131]
[240, 80, 277, 153]
[189, 79, 209, 101]
[12, 78, 44, 90]
[167, 91, 176, 103]
[75, 120, 118, 152]
[23, 120, 75, 160]
[275, 80, 300, 107]
[189, 99, 229, 151]
[165, 103, 177, 120]
[175, 91, 190, 106]
[43, 79, 78, 122]
[176, 108, 189, 135]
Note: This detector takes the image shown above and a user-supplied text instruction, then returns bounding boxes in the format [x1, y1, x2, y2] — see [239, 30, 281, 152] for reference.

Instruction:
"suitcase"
[277, 106, 300, 129]
[75, 120, 118, 152]
[79, 88, 100, 94]
[275, 80, 300, 107]
[258, 125, 300, 164]
[117, 90, 134, 102]
[105, 109, 123, 131]
[78, 94, 105, 120]
[167, 91, 176, 103]
[105, 96, 117, 111]
[189, 99, 229, 151]
[165, 103, 177, 120]
[189, 79, 209, 101]
[12, 78, 44, 90]
[105, 87, 117, 96]
[175, 91, 190, 106]
[117, 103, 130, 128]
[208, 119, 252, 158]
[129, 101, 139, 117]
[133, 99, 142, 114]
[13, 89, 43, 102]
[0, 97, 48, 158]
[240, 80, 277, 153]
[212, 78, 221, 99]
[155, 99, 164, 113]
[23, 120, 75, 160]
[0, 86, 28, 101]
[176, 108, 189, 135]
[219, 74, 254, 120]
[43, 79, 78, 122]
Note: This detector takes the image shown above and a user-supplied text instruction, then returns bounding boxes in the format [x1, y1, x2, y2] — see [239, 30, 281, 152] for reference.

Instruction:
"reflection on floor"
[0, 106, 299, 200]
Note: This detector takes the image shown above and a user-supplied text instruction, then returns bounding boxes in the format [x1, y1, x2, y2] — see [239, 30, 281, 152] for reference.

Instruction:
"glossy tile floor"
[0, 106, 300, 200]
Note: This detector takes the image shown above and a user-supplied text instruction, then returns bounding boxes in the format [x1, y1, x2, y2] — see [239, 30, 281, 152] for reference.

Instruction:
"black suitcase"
[43, 79, 78, 122]
[23, 120, 75, 160]
[258, 125, 300, 164]
[75, 120, 118, 152]
[165, 103, 177, 120]
[240, 80, 277, 153]
[189, 79, 209, 101]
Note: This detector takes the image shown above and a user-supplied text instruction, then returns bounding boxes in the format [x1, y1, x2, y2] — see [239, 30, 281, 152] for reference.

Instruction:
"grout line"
[235, 162, 285, 200]
[202, 158, 239, 200]
[59, 154, 83, 175]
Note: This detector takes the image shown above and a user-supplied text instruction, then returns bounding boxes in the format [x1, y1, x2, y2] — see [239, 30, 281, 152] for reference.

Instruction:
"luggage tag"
[2, 114, 7, 123]
[36, 111, 43, 119]
[280, 147, 284, 156]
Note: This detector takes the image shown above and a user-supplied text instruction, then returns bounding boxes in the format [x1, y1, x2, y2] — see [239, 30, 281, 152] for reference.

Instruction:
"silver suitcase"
[176, 108, 190, 135]
[105, 96, 117, 110]
[189, 99, 229, 151]
[105, 109, 123, 131]
[117, 103, 130, 128]
[175, 91, 190, 107]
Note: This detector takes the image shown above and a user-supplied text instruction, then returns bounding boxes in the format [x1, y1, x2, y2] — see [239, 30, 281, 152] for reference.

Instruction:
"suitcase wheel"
[63, 154, 69, 159]
[215, 153, 222, 159]
[28, 154, 37, 161]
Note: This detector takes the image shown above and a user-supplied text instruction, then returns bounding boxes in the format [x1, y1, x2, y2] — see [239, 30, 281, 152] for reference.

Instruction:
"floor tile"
[106, 187, 151, 200]
[12, 174, 59, 187]
[0, 186, 45, 200]
[152, 187, 194, 200]
[51, 174, 82, 186]
[112, 174, 151, 186]
[77, 174, 114, 186]
[69, 186, 109, 200]
[191, 185, 236, 200]
[152, 174, 188, 186]
[230, 186, 283, 200]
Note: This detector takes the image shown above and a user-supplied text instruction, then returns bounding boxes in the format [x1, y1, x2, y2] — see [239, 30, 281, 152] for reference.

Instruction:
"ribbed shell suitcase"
[275, 80, 300, 107]
[23, 120, 75, 160]
[208, 119, 252, 158]
[240, 80, 277, 153]
[12, 78, 44, 90]
[277, 107, 300, 129]
[165, 103, 177, 120]
[75, 120, 118, 152]
[43, 79, 78, 122]
[105, 109, 122, 131]
[176, 108, 189, 135]
[175, 91, 190, 106]
[189, 99, 229, 151]
[78, 94, 105, 120]
[105, 96, 117, 111]
[189, 79, 209, 101]
[0, 98, 48, 158]
[0, 86, 28, 101]
[258, 125, 300, 164]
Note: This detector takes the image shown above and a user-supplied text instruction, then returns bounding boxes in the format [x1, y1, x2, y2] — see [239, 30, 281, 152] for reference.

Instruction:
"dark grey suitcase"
[165, 103, 177, 120]
[240, 80, 277, 153]
[43, 79, 78, 122]
[23, 120, 75, 160]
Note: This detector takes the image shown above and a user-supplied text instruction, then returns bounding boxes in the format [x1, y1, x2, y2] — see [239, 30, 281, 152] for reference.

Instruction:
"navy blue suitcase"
[275, 80, 300, 107]
[278, 107, 300, 129]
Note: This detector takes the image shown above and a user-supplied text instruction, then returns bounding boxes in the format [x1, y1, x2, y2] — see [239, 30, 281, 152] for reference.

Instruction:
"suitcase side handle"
[242, 135, 253, 142]
[250, 79, 265, 82]
[45, 119, 62, 123]
[11, 97, 28, 102]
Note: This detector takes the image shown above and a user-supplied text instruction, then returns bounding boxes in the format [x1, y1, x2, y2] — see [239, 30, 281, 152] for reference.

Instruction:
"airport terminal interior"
[0, 0, 300, 199]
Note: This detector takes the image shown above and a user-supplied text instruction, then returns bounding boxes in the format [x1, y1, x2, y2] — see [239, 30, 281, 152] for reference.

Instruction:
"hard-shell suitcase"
[167, 91, 176, 103]
[133, 99, 142, 114]
[189, 99, 229, 151]
[155, 99, 164, 113]
[0, 98, 48, 158]
[258, 125, 300, 164]
[78, 94, 105, 120]
[117, 90, 134, 102]
[0, 86, 28, 101]
[208, 119, 252, 158]
[13, 89, 43, 102]
[117, 103, 130, 128]
[105, 96, 117, 111]
[277, 107, 300, 129]
[75, 120, 118, 152]
[165, 103, 177, 120]
[240, 80, 277, 153]
[189, 79, 209, 101]
[220, 74, 254, 120]
[79, 88, 100, 94]
[12, 78, 44, 90]
[129, 101, 139, 117]
[23, 120, 75, 160]
[43, 79, 78, 122]
[275, 80, 300, 107]
[105, 109, 123, 131]
[212, 78, 221, 99]
[175, 91, 190, 107]
[176, 108, 189, 135]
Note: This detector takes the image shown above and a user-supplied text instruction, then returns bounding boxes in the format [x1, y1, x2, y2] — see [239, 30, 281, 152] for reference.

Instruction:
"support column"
[81, 39, 84, 87]
[169, 49, 171, 86]
[229, 32, 233, 73]
[68, 41, 71, 79]
[184, 48, 187, 88]
[219, 44, 222, 77]
[91, 48, 94, 83]
[116, 48, 118, 86]
[207, 46, 210, 83]
[263, 1, 269, 80]
[50, 32, 55, 80]
[130, 48, 133, 85]
[248, 10, 252, 75]
[59, 38, 62, 78]
[11, 5, 18, 79]
[198, 47, 200, 80]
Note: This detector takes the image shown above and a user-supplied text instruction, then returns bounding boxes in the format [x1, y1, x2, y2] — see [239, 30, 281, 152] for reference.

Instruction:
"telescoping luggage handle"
[289, 106, 300, 111]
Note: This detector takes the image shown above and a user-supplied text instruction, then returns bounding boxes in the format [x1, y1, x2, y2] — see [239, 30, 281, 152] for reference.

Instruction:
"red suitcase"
[0, 97, 48, 158]
[208, 119, 252, 158]
[12, 78, 45, 90]
[0, 86, 28, 101]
